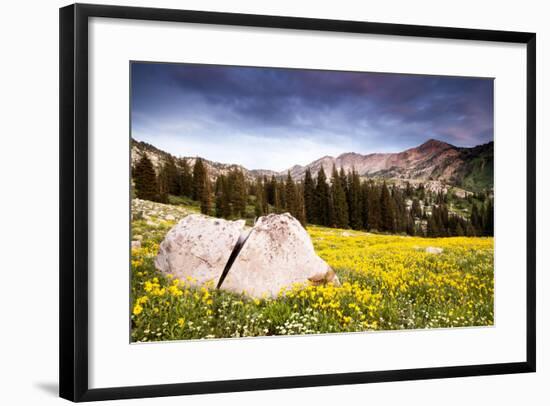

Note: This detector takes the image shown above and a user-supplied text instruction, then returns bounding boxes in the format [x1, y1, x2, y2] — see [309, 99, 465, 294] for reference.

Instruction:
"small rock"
[131, 240, 141, 249]
[165, 214, 175, 221]
[425, 246, 443, 254]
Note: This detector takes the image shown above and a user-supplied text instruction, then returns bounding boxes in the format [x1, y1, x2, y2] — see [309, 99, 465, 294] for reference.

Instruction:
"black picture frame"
[59, 3, 536, 402]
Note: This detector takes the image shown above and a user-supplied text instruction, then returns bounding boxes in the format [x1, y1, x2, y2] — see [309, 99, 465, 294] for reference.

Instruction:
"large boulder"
[154, 213, 338, 298]
[154, 215, 245, 286]
[222, 213, 338, 298]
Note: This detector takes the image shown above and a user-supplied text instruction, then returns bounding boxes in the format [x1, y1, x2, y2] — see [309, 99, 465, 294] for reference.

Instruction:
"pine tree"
[215, 176, 223, 218]
[340, 167, 349, 200]
[380, 181, 394, 232]
[179, 158, 193, 197]
[192, 158, 207, 201]
[470, 203, 481, 236]
[284, 172, 297, 214]
[348, 169, 362, 230]
[215, 175, 231, 218]
[157, 164, 170, 203]
[303, 168, 316, 224]
[294, 182, 307, 226]
[368, 182, 381, 231]
[133, 153, 158, 201]
[466, 223, 476, 237]
[391, 187, 406, 233]
[266, 176, 277, 206]
[199, 170, 212, 215]
[456, 222, 465, 236]
[360, 181, 370, 229]
[427, 216, 439, 237]
[331, 165, 349, 228]
[315, 167, 331, 226]
[229, 169, 247, 217]
[163, 157, 180, 195]
[254, 177, 265, 217]
[483, 199, 494, 236]
[261, 176, 270, 213]
[411, 198, 422, 218]
[405, 181, 413, 198]
[406, 212, 415, 235]
[278, 179, 287, 210]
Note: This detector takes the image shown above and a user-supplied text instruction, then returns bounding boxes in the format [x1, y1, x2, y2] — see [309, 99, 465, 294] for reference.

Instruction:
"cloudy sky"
[131, 62, 493, 172]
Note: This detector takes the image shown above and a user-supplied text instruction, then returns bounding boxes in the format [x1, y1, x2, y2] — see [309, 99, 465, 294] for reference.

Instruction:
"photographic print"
[130, 62, 494, 343]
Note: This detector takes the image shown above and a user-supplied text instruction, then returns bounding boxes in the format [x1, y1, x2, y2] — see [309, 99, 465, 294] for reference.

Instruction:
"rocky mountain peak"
[415, 138, 454, 152]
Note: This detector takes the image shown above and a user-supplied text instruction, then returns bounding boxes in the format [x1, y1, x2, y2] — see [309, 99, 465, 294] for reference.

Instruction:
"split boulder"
[154, 213, 338, 298]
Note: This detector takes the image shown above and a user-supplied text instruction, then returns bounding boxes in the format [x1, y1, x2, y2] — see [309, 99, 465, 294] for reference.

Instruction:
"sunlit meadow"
[130, 203, 494, 342]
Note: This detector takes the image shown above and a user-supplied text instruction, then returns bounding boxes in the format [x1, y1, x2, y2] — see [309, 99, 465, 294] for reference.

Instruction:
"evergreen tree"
[391, 187, 406, 233]
[284, 172, 297, 214]
[466, 223, 476, 237]
[199, 171, 212, 215]
[315, 167, 331, 226]
[192, 158, 207, 201]
[348, 169, 362, 230]
[360, 181, 370, 229]
[157, 164, 170, 203]
[368, 182, 381, 231]
[406, 212, 415, 235]
[405, 181, 413, 198]
[163, 157, 180, 195]
[339, 167, 349, 200]
[215, 175, 231, 218]
[379, 182, 394, 232]
[133, 153, 158, 201]
[303, 168, 316, 224]
[229, 169, 247, 217]
[331, 165, 349, 228]
[470, 203, 481, 236]
[278, 179, 287, 210]
[456, 222, 465, 236]
[179, 158, 193, 198]
[427, 216, 439, 237]
[254, 177, 266, 217]
[214, 176, 223, 217]
[483, 199, 494, 236]
[266, 176, 277, 206]
[294, 182, 307, 226]
[411, 198, 422, 218]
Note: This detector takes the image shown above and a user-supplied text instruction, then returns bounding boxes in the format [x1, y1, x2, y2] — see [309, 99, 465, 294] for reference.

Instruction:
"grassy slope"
[457, 143, 494, 192]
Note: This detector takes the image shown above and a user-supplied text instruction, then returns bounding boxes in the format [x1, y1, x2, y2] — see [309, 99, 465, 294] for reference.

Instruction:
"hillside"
[131, 138, 493, 192]
[287, 139, 493, 192]
[131, 139, 278, 182]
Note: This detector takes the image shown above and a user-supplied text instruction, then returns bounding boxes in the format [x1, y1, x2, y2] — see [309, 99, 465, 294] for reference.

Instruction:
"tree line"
[132, 152, 493, 237]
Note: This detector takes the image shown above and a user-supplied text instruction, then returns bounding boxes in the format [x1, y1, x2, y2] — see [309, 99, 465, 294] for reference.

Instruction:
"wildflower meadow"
[130, 203, 494, 342]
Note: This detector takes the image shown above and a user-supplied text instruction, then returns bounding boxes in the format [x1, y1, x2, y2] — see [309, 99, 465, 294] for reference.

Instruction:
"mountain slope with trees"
[132, 141, 493, 238]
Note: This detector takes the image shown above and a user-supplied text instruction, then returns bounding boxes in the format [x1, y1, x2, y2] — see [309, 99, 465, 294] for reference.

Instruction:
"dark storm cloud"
[131, 62, 493, 170]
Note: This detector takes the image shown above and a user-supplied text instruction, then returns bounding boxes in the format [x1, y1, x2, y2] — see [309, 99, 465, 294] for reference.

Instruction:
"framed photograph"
[59, 3, 536, 402]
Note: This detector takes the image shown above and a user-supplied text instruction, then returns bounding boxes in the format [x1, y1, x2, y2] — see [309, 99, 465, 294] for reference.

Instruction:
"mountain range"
[131, 138, 493, 192]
